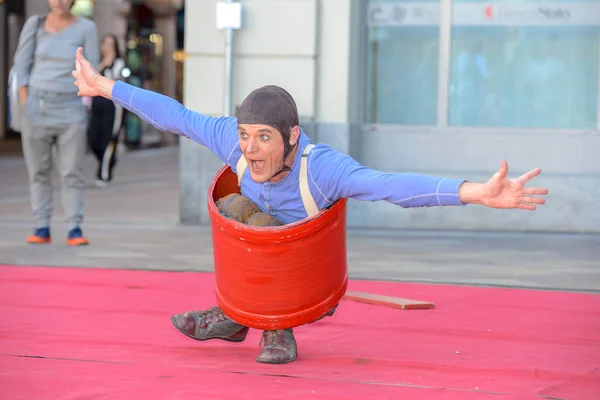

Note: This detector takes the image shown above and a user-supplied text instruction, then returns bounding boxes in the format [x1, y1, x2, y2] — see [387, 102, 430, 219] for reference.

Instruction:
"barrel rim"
[216, 275, 348, 330]
[207, 165, 347, 242]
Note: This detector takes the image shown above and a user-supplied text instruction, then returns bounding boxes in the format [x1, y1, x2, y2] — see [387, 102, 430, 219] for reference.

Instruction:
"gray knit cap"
[237, 85, 299, 157]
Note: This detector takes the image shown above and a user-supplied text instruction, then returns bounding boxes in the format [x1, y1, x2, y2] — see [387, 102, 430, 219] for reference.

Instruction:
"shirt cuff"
[437, 178, 467, 206]
[16, 71, 30, 89]
[111, 80, 135, 108]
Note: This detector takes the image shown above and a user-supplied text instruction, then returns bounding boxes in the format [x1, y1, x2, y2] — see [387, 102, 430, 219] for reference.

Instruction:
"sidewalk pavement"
[1, 145, 599, 293]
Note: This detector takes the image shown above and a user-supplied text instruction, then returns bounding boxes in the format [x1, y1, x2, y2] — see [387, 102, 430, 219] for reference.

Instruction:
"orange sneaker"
[27, 227, 51, 244]
[66, 227, 89, 246]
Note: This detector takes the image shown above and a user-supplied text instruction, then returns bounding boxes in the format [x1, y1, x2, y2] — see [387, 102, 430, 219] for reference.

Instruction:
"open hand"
[72, 47, 102, 97]
[481, 160, 548, 210]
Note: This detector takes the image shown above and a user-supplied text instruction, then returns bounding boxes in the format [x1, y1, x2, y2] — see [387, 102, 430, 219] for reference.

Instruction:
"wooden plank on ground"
[343, 291, 435, 310]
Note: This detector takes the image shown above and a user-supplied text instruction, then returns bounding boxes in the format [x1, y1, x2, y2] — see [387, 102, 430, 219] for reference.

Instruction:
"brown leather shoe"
[256, 329, 298, 364]
[171, 307, 249, 342]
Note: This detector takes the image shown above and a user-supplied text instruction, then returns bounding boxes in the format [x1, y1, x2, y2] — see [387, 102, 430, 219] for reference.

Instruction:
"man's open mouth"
[250, 159, 265, 172]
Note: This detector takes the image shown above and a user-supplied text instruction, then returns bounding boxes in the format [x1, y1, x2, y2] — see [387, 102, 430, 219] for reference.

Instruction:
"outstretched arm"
[72, 47, 239, 164]
[309, 146, 547, 210]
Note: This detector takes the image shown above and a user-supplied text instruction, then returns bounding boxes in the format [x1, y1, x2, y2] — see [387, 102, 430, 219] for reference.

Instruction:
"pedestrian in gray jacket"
[13, 0, 99, 245]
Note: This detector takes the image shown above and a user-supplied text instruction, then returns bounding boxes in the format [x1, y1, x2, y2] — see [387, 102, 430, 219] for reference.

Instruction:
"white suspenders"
[235, 144, 319, 217]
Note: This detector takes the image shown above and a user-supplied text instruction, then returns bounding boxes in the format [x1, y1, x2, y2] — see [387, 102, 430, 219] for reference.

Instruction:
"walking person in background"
[13, 0, 99, 245]
[87, 34, 125, 187]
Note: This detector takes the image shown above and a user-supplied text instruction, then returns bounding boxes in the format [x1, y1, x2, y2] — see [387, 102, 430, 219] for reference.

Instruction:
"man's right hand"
[72, 47, 115, 99]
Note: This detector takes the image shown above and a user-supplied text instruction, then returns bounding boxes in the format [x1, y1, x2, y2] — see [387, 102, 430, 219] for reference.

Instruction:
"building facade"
[1, 0, 184, 145]
[2, 0, 598, 232]
[180, 0, 600, 233]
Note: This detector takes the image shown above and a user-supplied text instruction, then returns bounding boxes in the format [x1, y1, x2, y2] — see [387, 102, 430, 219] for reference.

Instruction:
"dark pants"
[88, 97, 119, 181]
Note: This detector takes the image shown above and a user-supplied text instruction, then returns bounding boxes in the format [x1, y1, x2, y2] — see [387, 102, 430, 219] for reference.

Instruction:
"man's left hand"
[480, 160, 548, 210]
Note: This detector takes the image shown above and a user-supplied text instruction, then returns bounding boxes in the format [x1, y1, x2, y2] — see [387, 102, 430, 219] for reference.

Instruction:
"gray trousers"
[21, 91, 87, 230]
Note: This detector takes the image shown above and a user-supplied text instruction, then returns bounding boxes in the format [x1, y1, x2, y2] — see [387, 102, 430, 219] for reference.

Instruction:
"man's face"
[238, 124, 287, 183]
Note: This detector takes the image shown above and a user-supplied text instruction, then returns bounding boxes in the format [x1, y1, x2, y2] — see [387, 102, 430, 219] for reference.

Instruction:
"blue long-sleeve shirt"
[112, 81, 466, 224]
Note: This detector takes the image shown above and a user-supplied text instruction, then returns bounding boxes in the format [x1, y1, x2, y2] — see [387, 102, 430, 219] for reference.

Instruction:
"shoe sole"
[66, 238, 89, 246]
[27, 239, 51, 244]
[256, 355, 298, 364]
[170, 315, 248, 343]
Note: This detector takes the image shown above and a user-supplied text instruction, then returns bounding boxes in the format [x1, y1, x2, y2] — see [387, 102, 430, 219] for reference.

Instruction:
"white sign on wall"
[368, 2, 600, 27]
[216, 2, 242, 30]
[455, 2, 600, 26]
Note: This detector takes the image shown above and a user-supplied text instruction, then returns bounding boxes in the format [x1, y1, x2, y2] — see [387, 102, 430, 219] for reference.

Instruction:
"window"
[366, 1, 441, 125]
[449, 0, 600, 129]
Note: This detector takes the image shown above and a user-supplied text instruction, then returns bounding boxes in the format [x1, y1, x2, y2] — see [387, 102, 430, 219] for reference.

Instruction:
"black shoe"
[171, 307, 249, 342]
[311, 304, 339, 324]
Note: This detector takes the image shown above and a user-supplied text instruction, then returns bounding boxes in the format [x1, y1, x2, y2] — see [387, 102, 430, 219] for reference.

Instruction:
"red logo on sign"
[484, 5, 494, 18]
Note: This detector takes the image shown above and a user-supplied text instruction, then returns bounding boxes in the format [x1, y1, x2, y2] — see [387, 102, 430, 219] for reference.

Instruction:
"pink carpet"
[0, 265, 598, 400]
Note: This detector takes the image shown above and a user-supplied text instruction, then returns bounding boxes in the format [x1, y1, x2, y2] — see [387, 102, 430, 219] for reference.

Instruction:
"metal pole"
[223, 0, 234, 117]
[597, 38, 600, 131]
[436, 0, 452, 128]
[0, 1, 7, 139]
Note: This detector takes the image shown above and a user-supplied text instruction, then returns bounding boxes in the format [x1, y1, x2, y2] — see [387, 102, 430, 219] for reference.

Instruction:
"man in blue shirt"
[72, 48, 548, 364]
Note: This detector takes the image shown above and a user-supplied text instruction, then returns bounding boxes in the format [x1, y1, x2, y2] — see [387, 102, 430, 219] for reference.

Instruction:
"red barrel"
[207, 166, 348, 330]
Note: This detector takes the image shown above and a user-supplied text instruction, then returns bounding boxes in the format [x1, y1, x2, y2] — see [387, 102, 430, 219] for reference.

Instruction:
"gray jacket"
[13, 15, 99, 127]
